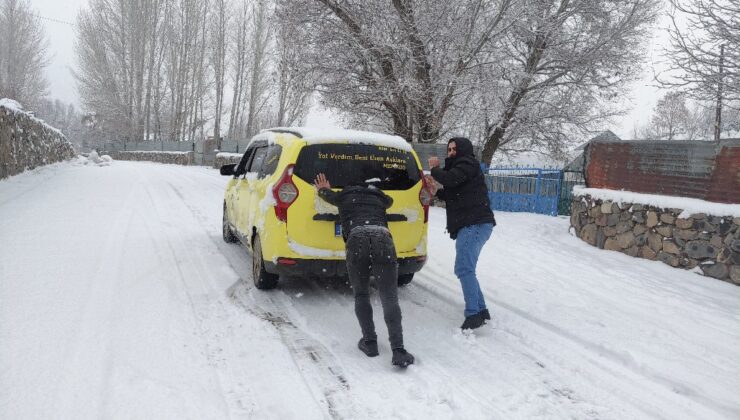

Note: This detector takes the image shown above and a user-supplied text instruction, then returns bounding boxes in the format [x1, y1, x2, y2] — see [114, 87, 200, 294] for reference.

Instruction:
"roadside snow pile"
[574, 186, 740, 217]
[78, 151, 113, 167]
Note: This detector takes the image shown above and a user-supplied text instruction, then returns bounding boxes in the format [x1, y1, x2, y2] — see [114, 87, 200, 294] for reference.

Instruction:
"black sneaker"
[391, 348, 415, 367]
[358, 338, 379, 357]
[461, 313, 485, 330]
[478, 308, 491, 320]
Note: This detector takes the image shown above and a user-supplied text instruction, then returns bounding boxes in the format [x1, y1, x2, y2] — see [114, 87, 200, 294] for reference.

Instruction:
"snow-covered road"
[1, 160, 738, 419]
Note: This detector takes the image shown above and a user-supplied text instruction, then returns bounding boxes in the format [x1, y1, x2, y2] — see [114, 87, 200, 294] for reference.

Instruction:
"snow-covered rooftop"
[264, 127, 412, 152]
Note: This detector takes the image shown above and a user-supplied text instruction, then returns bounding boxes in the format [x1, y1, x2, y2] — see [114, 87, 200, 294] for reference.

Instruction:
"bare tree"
[0, 0, 49, 108]
[227, 0, 250, 140]
[479, 0, 660, 163]
[243, 0, 271, 139]
[650, 91, 691, 140]
[276, 0, 513, 143]
[209, 0, 229, 148]
[272, 16, 313, 127]
[277, 0, 658, 164]
[660, 0, 739, 141]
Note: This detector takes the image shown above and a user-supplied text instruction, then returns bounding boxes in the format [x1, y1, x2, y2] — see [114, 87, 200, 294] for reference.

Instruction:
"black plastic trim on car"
[264, 256, 425, 278]
[265, 129, 304, 138]
[312, 213, 407, 222]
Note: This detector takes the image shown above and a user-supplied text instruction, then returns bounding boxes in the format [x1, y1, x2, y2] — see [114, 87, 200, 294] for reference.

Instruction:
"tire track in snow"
[227, 281, 358, 420]
[415, 262, 734, 419]
[165, 172, 605, 419]
[52, 179, 139, 417]
[163, 176, 360, 419]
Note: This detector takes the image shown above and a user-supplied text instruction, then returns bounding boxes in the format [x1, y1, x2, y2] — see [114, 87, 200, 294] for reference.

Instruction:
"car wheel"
[252, 234, 278, 290]
[398, 273, 414, 287]
[222, 203, 238, 243]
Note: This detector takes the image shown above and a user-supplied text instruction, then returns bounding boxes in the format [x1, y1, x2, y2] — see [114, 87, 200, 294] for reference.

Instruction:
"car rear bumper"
[264, 256, 427, 278]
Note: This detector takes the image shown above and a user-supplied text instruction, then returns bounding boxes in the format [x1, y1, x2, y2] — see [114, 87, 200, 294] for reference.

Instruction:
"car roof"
[261, 127, 413, 152]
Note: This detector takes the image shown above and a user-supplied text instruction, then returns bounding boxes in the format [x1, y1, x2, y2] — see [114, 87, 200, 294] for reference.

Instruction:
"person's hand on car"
[424, 175, 439, 193]
[314, 173, 331, 190]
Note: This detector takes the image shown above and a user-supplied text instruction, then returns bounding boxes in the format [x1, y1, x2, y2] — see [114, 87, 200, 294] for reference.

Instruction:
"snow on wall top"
[264, 127, 412, 152]
[0, 98, 23, 112]
[574, 186, 740, 218]
[0, 97, 64, 137]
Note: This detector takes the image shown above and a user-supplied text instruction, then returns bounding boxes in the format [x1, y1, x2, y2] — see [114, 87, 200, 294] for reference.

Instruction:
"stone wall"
[0, 102, 76, 179]
[571, 195, 740, 284]
[108, 151, 194, 166]
[213, 152, 242, 169]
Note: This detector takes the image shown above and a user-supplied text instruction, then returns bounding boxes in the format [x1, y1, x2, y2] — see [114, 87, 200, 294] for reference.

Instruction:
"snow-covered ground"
[1, 160, 738, 420]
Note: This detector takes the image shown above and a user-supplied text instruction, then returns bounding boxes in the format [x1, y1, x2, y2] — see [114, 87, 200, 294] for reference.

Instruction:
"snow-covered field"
[1, 160, 738, 420]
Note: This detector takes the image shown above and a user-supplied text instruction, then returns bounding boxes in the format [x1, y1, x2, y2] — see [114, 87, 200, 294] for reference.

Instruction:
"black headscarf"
[444, 137, 476, 167]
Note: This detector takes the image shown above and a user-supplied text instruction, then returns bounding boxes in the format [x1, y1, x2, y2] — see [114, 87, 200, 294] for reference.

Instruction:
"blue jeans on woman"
[454, 223, 494, 317]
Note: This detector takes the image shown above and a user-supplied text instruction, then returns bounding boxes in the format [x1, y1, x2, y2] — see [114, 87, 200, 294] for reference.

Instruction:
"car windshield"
[294, 144, 420, 190]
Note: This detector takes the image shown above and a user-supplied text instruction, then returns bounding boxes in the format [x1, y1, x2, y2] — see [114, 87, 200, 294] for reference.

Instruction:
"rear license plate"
[335, 221, 342, 237]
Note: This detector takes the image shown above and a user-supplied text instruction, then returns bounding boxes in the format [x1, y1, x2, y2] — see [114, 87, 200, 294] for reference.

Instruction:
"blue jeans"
[454, 223, 494, 317]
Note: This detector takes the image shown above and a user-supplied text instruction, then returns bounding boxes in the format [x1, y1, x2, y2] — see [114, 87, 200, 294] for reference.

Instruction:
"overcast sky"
[30, 0, 670, 139]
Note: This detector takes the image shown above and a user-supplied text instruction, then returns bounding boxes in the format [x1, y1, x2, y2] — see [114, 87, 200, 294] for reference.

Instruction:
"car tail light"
[273, 164, 299, 222]
[419, 171, 433, 223]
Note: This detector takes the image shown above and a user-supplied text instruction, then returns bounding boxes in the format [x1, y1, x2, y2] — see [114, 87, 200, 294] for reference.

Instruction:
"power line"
[32, 13, 76, 28]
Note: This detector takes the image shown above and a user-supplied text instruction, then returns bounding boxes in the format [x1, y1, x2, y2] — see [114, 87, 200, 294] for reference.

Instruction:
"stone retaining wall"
[213, 152, 242, 169]
[0, 103, 76, 179]
[571, 195, 740, 284]
[108, 151, 194, 166]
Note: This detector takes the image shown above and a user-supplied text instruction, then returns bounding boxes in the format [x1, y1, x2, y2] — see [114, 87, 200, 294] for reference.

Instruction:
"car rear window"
[294, 144, 420, 190]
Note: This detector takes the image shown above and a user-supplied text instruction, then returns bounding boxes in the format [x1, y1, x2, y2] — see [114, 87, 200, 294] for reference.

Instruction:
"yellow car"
[220, 127, 432, 289]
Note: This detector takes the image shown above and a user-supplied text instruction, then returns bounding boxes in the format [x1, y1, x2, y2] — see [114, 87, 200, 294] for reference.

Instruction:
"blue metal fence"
[483, 166, 564, 216]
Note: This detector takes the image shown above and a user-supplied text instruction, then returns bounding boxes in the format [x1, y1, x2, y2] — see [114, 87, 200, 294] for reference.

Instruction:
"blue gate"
[483, 167, 563, 216]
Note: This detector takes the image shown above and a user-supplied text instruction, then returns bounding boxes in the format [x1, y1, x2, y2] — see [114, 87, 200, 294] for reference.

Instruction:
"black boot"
[392, 348, 414, 367]
[478, 308, 491, 320]
[461, 313, 485, 330]
[358, 338, 379, 357]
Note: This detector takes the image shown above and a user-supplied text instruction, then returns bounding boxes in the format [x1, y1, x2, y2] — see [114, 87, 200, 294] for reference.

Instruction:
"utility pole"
[714, 44, 724, 142]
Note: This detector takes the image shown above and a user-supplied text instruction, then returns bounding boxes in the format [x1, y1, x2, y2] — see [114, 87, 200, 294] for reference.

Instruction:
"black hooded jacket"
[318, 185, 393, 241]
[430, 137, 495, 239]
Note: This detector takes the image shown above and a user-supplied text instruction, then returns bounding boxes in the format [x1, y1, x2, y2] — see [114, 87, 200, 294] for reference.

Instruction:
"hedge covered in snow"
[0, 99, 76, 179]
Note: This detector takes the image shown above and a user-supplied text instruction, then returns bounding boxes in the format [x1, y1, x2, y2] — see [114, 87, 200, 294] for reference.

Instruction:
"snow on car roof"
[264, 127, 412, 152]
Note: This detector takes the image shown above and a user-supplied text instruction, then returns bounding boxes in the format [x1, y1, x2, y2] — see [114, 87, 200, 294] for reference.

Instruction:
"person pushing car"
[313, 172, 415, 368]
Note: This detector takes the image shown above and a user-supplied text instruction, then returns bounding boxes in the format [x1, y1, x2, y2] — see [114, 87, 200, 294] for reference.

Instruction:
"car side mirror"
[220, 164, 236, 176]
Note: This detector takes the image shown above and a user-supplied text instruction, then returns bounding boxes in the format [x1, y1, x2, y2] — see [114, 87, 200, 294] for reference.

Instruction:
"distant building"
[564, 130, 622, 172]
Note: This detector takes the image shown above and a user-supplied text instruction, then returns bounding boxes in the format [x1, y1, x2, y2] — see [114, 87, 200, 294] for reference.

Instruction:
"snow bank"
[76, 151, 113, 167]
[574, 186, 740, 218]
[263, 127, 412, 152]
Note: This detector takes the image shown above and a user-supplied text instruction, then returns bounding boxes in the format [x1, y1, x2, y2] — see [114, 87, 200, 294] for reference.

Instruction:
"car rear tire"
[398, 273, 414, 287]
[222, 203, 238, 243]
[252, 234, 278, 290]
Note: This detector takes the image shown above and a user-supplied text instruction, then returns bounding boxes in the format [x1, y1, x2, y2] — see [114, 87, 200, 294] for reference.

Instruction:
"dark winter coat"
[430, 137, 496, 239]
[318, 185, 393, 241]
